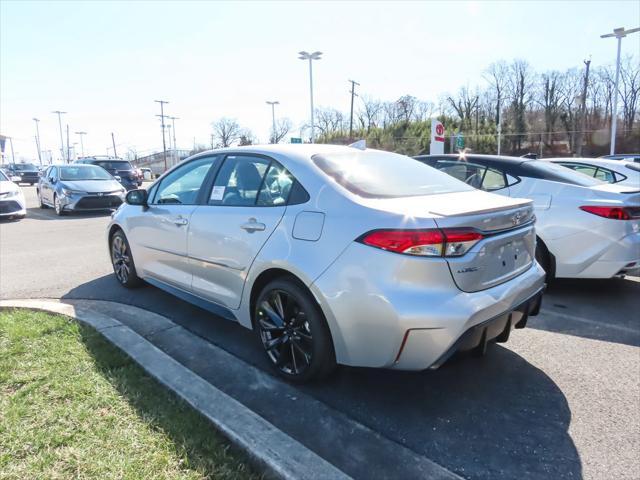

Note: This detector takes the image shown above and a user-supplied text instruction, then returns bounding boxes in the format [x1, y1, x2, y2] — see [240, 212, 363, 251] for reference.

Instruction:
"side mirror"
[38, 171, 43, 177]
[115, 175, 122, 182]
[49, 177, 56, 184]
[125, 189, 148, 206]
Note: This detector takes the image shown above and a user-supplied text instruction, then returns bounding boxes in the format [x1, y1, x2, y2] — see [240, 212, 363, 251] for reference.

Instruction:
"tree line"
[203, 56, 639, 157]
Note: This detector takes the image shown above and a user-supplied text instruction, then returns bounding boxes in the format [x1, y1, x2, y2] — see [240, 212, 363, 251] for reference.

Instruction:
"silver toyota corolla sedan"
[107, 144, 545, 382]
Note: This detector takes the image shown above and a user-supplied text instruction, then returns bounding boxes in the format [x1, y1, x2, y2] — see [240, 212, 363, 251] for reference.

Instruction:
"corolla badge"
[511, 211, 523, 225]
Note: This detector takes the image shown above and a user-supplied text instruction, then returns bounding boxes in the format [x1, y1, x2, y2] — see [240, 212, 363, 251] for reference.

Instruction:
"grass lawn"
[0, 309, 260, 480]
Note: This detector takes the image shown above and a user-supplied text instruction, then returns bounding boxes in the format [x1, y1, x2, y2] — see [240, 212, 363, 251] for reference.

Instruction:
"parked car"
[601, 154, 640, 163]
[0, 169, 26, 219]
[107, 145, 545, 382]
[140, 167, 153, 181]
[415, 154, 640, 280]
[547, 157, 640, 188]
[75, 157, 140, 190]
[4, 162, 40, 185]
[38, 164, 126, 216]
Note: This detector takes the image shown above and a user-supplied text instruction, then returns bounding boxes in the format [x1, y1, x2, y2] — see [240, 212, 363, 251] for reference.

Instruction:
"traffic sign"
[290, 137, 302, 144]
[456, 133, 465, 150]
[430, 119, 445, 154]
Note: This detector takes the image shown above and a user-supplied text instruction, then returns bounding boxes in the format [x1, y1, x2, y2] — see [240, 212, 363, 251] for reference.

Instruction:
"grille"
[0, 201, 22, 214]
[75, 195, 122, 209]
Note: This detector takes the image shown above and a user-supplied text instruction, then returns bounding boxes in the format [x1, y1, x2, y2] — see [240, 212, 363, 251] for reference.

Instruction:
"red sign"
[435, 123, 445, 142]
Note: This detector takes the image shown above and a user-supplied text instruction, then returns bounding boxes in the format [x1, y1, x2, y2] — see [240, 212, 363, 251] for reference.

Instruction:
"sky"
[1, 0, 639, 163]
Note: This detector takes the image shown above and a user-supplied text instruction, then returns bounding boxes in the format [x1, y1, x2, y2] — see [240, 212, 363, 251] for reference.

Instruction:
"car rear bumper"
[311, 242, 546, 370]
[564, 230, 640, 279]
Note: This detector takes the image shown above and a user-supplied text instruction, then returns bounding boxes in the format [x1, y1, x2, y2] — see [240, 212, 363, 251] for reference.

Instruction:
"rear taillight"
[359, 228, 483, 257]
[579, 206, 640, 220]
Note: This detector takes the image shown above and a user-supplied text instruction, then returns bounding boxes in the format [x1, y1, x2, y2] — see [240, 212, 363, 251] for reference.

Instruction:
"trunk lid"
[360, 190, 537, 292]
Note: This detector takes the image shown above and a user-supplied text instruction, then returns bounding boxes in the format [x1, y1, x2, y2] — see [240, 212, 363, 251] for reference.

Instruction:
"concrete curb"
[0, 298, 351, 480]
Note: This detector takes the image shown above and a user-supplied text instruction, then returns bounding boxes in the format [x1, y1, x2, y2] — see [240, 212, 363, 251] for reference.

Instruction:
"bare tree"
[395, 95, 419, 124]
[211, 118, 241, 147]
[559, 68, 582, 153]
[507, 60, 535, 150]
[271, 118, 293, 144]
[447, 87, 478, 130]
[238, 129, 256, 146]
[358, 96, 383, 132]
[484, 60, 509, 125]
[619, 55, 640, 134]
[315, 108, 346, 137]
[538, 71, 563, 148]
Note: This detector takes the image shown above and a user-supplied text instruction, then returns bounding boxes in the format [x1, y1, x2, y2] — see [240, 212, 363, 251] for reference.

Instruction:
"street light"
[52, 110, 66, 162]
[298, 51, 322, 143]
[33, 118, 42, 165]
[266, 101, 279, 143]
[75, 131, 87, 157]
[600, 26, 640, 155]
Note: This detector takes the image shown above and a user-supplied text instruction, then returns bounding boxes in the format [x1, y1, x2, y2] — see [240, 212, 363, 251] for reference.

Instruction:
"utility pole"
[348, 79, 360, 139]
[210, 134, 214, 149]
[575, 59, 591, 157]
[111, 132, 118, 158]
[32, 118, 42, 164]
[66, 124, 70, 163]
[75, 131, 87, 156]
[266, 101, 279, 143]
[601, 26, 640, 155]
[9, 137, 15, 163]
[168, 116, 178, 167]
[52, 110, 66, 162]
[155, 100, 169, 171]
[496, 98, 502, 155]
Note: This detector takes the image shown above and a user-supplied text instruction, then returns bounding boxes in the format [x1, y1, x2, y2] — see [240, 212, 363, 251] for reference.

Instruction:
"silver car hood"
[60, 179, 122, 193]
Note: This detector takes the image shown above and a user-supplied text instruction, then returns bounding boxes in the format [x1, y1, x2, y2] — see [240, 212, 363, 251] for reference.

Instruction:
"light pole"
[155, 100, 169, 171]
[266, 101, 279, 143]
[33, 118, 42, 165]
[75, 131, 87, 157]
[600, 26, 640, 155]
[298, 51, 322, 143]
[52, 110, 66, 162]
[348, 80, 359, 139]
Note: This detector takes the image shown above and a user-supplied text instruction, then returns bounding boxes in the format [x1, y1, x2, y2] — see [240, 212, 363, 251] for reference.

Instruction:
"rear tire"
[38, 190, 48, 209]
[254, 278, 336, 383]
[110, 230, 143, 288]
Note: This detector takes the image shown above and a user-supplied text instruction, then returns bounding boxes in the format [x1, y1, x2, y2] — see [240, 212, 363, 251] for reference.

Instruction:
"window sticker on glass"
[210, 186, 226, 201]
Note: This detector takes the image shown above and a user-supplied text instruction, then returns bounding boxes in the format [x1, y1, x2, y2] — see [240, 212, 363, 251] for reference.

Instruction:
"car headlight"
[0, 190, 19, 198]
[61, 188, 85, 196]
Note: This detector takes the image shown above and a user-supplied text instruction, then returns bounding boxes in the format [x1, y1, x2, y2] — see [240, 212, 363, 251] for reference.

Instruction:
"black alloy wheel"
[255, 278, 335, 382]
[110, 231, 142, 288]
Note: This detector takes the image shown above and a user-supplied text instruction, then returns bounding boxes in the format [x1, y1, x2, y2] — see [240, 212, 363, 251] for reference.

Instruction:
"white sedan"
[0, 169, 26, 219]
[547, 157, 640, 189]
[416, 154, 640, 280]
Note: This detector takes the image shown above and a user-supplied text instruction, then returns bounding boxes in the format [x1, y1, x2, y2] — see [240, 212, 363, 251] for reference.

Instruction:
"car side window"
[209, 155, 270, 206]
[50, 167, 58, 181]
[481, 168, 507, 191]
[570, 164, 598, 178]
[594, 168, 614, 183]
[433, 160, 486, 189]
[257, 162, 295, 206]
[505, 173, 520, 186]
[152, 157, 216, 205]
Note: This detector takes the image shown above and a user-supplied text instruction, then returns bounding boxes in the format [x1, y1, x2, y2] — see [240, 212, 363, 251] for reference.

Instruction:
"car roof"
[415, 153, 530, 165]
[547, 157, 635, 167]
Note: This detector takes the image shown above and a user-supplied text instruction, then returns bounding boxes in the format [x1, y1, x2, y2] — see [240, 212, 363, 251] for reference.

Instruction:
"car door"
[38, 167, 50, 203]
[125, 156, 218, 290]
[43, 166, 57, 204]
[188, 154, 291, 308]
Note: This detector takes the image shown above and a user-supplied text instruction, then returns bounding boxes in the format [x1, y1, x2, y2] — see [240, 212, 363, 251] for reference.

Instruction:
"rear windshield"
[93, 161, 132, 170]
[14, 163, 38, 171]
[60, 166, 113, 181]
[525, 161, 604, 187]
[312, 150, 474, 198]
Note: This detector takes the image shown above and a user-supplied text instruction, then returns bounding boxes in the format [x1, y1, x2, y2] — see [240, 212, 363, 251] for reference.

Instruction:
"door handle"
[173, 216, 189, 226]
[241, 218, 266, 232]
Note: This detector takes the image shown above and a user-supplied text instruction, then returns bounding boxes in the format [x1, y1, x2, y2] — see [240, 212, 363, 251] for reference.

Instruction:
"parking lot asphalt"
[1, 185, 639, 480]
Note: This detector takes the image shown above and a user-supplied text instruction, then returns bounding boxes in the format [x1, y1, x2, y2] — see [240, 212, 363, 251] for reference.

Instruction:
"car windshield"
[93, 161, 132, 171]
[312, 150, 474, 198]
[14, 163, 38, 171]
[60, 166, 113, 181]
[526, 161, 604, 186]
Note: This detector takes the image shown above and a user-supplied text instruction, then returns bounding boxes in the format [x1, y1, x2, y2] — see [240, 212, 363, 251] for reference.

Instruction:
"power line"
[348, 79, 360, 139]
[154, 100, 169, 171]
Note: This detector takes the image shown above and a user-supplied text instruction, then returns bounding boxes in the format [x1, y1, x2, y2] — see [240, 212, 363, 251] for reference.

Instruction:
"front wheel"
[255, 278, 336, 383]
[53, 194, 66, 216]
[110, 230, 143, 288]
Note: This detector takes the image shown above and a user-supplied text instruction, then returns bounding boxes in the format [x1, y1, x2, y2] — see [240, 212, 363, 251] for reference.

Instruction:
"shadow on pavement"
[25, 206, 114, 221]
[530, 276, 640, 347]
[64, 275, 582, 479]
